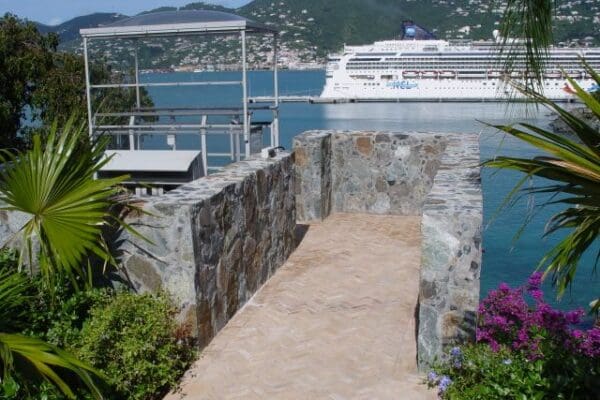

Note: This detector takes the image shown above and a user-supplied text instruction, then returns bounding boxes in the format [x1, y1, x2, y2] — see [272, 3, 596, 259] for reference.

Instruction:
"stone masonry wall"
[117, 152, 296, 347]
[293, 131, 482, 367]
[418, 134, 482, 369]
[294, 131, 447, 221]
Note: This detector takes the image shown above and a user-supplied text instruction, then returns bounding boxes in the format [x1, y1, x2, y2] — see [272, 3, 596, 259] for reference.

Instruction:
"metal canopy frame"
[80, 10, 280, 173]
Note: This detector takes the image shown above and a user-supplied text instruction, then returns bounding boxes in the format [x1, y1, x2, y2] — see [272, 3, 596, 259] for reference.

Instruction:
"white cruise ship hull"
[321, 77, 595, 101]
[321, 36, 600, 102]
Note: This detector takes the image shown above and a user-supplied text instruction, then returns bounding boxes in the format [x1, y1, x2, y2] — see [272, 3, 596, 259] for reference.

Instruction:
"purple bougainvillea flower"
[476, 273, 598, 360]
[529, 289, 544, 301]
[527, 272, 543, 289]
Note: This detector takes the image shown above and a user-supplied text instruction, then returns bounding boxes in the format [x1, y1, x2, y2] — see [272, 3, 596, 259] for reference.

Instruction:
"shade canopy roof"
[80, 10, 278, 39]
[101, 150, 202, 172]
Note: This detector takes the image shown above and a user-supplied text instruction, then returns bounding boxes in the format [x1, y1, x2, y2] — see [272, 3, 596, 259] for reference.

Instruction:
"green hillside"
[32, 0, 600, 68]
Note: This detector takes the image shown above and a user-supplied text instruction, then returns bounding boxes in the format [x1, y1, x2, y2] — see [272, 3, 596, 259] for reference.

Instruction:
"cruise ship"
[321, 22, 600, 101]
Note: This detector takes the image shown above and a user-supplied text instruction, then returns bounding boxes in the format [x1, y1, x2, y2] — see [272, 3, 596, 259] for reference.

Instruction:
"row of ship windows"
[359, 81, 565, 86]
[347, 62, 594, 67]
[346, 65, 592, 70]
[360, 82, 561, 89]
[369, 57, 600, 61]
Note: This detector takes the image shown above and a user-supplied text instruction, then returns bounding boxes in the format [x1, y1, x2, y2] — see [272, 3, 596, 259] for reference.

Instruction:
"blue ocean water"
[141, 70, 598, 319]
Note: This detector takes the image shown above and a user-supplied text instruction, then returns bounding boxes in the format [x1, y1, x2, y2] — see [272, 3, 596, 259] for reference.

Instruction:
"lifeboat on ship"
[421, 71, 438, 79]
[510, 71, 522, 79]
[487, 70, 502, 79]
[566, 70, 582, 79]
[543, 70, 562, 79]
[402, 70, 419, 79]
[439, 71, 456, 79]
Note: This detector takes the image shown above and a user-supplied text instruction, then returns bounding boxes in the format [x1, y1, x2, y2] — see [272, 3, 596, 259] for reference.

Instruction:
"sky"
[0, 0, 252, 25]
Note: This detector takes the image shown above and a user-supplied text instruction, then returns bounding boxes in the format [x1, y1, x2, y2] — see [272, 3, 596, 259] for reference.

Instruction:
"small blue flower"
[503, 359, 512, 365]
[450, 347, 461, 357]
[439, 375, 452, 392]
[427, 371, 438, 383]
[453, 359, 462, 369]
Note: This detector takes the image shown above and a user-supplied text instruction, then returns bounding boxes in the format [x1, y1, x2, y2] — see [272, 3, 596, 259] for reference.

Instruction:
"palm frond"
[0, 116, 128, 286]
[0, 333, 104, 399]
[0, 270, 104, 398]
[0, 267, 30, 332]
[497, 0, 555, 93]
[483, 70, 600, 310]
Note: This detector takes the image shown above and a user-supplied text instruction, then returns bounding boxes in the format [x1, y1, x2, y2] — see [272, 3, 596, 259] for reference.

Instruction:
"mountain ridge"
[22, 0, 600, 68]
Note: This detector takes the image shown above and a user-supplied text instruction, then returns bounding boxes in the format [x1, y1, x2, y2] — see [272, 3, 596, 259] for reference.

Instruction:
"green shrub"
[75, 292, 194, 400]
[429, 345, 552, 399]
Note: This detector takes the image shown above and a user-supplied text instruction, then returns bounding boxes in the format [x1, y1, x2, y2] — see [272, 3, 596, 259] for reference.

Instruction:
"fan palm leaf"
[0, 116, 128, 286]
[484, 62, 600, 312]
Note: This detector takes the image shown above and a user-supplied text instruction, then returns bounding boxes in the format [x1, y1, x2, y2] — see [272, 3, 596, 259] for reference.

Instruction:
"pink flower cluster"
[476, 272, 599, 359]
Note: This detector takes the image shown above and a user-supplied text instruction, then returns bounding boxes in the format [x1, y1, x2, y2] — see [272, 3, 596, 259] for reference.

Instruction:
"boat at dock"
[321, 21, 600, 102]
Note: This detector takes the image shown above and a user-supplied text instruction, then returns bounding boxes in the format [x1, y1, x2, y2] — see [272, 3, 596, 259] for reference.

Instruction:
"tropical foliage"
[483, 62, 600, 312]
[0, 117, 128, 288]
[0, 13, 153, 150]
[497, 0, 555, 93]
[74, 292, 195, 400]
[428, 276, 600, 399]
[0, 260, 103, 399]
[0, 250, 194, 400]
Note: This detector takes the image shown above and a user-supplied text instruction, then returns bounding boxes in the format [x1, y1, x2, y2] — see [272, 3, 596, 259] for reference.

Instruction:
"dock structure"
[79, 10, 281, 192]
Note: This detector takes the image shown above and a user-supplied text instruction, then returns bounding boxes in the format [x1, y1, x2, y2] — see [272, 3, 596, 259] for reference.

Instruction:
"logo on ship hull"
[387, 80, 418, 89]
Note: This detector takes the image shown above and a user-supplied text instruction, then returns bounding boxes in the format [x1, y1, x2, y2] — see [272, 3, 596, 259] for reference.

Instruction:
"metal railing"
[93, 107, 273, 174]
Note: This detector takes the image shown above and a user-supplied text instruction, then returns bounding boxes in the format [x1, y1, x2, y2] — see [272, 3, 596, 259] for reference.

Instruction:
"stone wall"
[294, 131, 447, 220]
[293, 130, 482, 367]
[117, 152, 296, 347]
[417, 134, 482, 369]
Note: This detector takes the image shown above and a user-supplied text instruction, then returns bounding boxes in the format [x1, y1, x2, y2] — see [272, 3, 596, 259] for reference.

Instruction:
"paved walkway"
[166, 213, 435, 400]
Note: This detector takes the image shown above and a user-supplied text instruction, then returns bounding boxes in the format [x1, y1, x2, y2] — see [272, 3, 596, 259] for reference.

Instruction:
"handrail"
[90, 81, 242, 89]
[96, 124, 244, 130]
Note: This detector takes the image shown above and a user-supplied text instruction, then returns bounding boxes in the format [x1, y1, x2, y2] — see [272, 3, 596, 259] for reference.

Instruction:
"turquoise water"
[141, 70, 598, 320]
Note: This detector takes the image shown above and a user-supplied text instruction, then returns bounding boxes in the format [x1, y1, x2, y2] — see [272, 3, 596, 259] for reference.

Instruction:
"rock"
[355, 136, 373, 156]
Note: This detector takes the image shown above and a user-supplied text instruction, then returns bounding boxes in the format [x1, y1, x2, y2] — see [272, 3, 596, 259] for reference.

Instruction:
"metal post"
[128, 116, 136, 150]
[83, 37, 93, 138]
[235, 129, 241, 162]
[241, 30, 250, 158]
[229, 126, 235, 161]
[273, 33, 280, 147]
[200, 115, 208, 175]
[134, 40, 141, 109]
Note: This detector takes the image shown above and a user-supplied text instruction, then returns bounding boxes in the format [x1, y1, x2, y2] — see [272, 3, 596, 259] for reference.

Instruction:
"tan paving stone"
[166, 213, 436, 400]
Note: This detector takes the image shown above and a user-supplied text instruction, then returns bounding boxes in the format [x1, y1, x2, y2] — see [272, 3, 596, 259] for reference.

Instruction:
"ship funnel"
[400, 21, 436, 40]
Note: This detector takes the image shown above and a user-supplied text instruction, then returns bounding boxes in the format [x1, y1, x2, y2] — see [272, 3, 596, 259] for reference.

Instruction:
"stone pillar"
[293, 131, 332, 222]
[417, 135, 483, 369]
